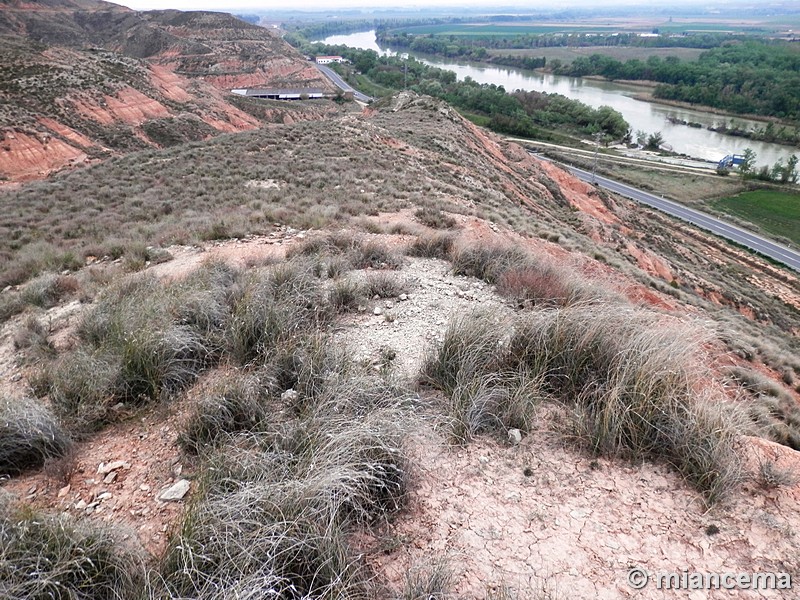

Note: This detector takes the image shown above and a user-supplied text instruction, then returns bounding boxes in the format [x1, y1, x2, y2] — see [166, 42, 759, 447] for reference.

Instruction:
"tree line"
[300, 41, 629, 141]
[555, 41, 800, 123]
[378, 30, 749, 53]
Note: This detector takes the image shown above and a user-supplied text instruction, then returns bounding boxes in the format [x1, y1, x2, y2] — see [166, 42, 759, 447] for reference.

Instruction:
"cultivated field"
[712, 189, 800, 246]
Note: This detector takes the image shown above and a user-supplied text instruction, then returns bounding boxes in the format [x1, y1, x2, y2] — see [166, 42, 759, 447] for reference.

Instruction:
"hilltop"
[0, 4, 799, 599]
[0, 0, 338, 181]
[1, 89, 800, 597]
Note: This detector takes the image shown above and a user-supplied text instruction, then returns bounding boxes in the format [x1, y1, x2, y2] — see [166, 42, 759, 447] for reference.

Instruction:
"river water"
[319, 30, 797, 167]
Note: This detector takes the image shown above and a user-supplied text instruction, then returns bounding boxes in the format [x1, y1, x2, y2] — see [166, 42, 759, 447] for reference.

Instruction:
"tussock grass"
[289, 232, 360, 259]
[41, 349, 121, 434]
[450, 244, 529, 283]
[39, 261, 242, 432]
[12, 315, 55, 361]
[160, 395, 413, 599]
[329, 277, 365, 312]
[420, 312, 504, 397]
[20, 273, 76, 308]
[0, 497, 144, 600]
[227, 260, 332, 365]
[728, 366, 800, 450]
[0, 397, 72, 477]
[756, 458, 798, 489]
[451, 242, 609, 307]
[178, 374, 270, 455]
[406, 232, 457, 260]
[352, 240, 403, 270]
[401, 558, 454, 600]
[414, 207, 458, 230]
[364, 272, 410, 299]
[0, 291, 25, 324]
[496, 263, 607, 307]
[423, 305, 742, 503]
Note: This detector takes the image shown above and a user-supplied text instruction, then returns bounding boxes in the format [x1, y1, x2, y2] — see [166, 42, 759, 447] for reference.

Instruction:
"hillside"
[0, 1, 339, 181]
[1, 88, 799, 598]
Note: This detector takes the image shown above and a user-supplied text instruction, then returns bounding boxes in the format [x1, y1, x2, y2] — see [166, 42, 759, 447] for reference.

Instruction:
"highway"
[315, 64, 373, 103]
[544, 159, 800, 272]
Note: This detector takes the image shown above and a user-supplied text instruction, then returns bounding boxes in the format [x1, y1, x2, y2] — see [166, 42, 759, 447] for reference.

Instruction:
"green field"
[393, 20, 781, 37]
[487, 46, 704, 64]
[395, 23, 626, 36]
[712, 189, 800, 246]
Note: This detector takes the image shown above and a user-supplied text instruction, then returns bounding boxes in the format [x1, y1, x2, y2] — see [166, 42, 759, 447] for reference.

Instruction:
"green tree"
[739, 148, 756, 179]
[646, 132, 664, 150]
[783, 154, 798, 184]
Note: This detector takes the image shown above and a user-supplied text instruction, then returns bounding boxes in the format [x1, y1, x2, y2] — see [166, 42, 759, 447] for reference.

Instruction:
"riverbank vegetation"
[555, 42, 800, 124]
[373, 29, 800, 128]
[298, 41, 629, 142]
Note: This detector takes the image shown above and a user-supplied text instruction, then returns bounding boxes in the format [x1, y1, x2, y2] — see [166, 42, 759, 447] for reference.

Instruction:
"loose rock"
[159, 479, 191, 502]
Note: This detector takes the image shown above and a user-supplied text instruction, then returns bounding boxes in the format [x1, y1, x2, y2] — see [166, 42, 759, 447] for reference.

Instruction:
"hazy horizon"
[117, 0, 717, 13]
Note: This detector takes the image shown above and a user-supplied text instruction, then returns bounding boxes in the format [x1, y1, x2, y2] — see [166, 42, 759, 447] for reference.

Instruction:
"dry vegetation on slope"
[0, 88, 799, 598]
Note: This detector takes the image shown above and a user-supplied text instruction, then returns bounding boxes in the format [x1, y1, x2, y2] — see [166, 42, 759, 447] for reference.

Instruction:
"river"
[319, 30, 797, 168]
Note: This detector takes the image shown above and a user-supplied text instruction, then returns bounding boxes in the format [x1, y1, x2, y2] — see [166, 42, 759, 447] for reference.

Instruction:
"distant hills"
[0, 0, 338, 181]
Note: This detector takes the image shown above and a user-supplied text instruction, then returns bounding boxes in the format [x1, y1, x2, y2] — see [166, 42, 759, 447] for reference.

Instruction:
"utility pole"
[402, 53, 409, 90]
[591, 131, 602, 184]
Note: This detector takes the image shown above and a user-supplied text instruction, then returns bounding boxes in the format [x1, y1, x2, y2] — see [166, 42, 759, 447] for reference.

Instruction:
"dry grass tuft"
[0, 397, 72, 477]
[423, 305, 743, 503]
[0, 497, 144, 600]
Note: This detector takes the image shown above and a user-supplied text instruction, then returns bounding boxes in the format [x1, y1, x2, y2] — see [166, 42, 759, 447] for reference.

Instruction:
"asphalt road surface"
[546, 160, 800, 272]
[315, 64, 373, 103]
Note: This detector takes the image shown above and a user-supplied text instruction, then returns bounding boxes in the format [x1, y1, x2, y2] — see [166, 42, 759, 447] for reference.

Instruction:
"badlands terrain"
[1, 3, 800, 599]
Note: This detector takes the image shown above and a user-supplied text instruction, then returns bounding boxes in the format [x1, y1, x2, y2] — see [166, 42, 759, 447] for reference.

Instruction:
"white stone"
[508, 428, 522, 445]
[97, 460, 130, 475]
[159, 479, 191, 502]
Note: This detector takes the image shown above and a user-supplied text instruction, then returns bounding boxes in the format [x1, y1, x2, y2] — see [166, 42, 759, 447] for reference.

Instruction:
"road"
[542, 159, 800, 272]
[315, 64, 373, 103]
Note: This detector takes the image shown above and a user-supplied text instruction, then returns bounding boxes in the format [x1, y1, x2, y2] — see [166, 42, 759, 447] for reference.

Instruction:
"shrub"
[0, 499, 144, 599]
[0, 397, 72, 477]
